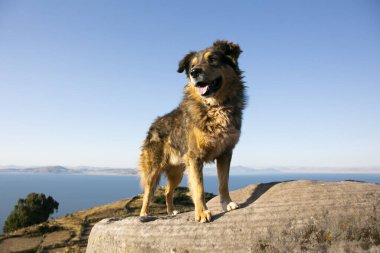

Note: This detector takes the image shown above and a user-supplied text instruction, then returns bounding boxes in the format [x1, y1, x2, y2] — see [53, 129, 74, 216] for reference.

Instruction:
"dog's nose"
[190, 68, 202, 78]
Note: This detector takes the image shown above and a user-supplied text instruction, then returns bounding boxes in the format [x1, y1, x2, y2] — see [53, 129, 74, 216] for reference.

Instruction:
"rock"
[86, 180, 380, 253]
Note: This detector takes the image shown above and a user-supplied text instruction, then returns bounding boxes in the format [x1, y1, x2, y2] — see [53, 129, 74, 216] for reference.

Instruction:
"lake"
[1, 173, 379, 232]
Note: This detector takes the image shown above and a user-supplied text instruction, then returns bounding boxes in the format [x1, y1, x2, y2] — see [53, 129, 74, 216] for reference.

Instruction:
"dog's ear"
[177, 51, 196, 75]
[213, 40, 242, 64]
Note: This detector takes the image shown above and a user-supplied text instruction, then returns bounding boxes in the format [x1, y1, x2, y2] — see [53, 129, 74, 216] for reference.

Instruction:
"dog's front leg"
[186, 157, 212, 222]
[217, 151, 239, 212]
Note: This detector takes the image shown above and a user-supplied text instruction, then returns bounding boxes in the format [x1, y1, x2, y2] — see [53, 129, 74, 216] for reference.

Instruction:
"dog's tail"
[138, 153, 147, 190]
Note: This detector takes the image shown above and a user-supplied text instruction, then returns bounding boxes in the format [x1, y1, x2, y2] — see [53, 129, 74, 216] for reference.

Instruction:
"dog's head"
[178, 40, 243, 102]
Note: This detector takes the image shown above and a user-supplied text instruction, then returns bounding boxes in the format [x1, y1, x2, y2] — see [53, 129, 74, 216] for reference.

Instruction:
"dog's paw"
[221, 201, 240, 212]
[227, 201, 239, 211]
[139, 215, 158, 223]
[195, 210, 212, 223]
[168, 210, 179, 215]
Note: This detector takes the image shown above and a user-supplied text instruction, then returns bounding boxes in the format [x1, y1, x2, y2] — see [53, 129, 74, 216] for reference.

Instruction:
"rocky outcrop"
[86, 180, 380, 253]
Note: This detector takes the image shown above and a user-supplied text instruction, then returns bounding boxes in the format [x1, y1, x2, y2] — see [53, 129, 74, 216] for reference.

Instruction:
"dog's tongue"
[196, 85, 209, 95]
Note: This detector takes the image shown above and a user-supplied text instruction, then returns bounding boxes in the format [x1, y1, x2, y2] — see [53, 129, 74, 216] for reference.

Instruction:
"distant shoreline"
[0, 165, 379, 176]
[0, 167, 137, 176]
[0, 170, 138, 177]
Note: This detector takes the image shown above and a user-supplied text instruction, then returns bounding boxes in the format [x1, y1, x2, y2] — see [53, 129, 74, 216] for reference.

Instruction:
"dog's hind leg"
[217, 151, 239, 212]
[140, 160, 161, 216]
[140, 168, 161, 217]
[164, 165, 185, 215]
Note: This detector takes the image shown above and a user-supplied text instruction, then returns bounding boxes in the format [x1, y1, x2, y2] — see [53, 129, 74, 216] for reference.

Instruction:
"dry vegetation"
[0, 187, 212, 253]
[252, 204, 380, 253]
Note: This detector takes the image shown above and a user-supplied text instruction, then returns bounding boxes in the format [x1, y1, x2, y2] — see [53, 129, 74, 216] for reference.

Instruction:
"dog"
[139, 40, 246, 222]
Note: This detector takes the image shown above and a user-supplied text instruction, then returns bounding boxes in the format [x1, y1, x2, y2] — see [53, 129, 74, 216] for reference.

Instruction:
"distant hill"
[24, 166, 70, 174]
[1, 165, 379, 175]
[203, 166, 281, 175]
[0, 165, 280, 176]
[0, 166, 138, 176]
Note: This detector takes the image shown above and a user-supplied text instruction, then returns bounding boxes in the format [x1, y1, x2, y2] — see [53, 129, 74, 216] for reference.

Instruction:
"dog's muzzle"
[194, 76, 223, 97]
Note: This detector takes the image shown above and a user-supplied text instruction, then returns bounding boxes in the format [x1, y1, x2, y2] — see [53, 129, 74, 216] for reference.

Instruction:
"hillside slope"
[0, 187, 212, 253]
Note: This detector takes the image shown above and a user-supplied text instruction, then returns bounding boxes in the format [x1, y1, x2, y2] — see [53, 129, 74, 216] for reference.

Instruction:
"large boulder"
[86, 180, 380, 253]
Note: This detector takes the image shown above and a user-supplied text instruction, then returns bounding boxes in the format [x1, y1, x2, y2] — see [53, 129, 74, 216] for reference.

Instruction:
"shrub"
[3, 192, 59, 233]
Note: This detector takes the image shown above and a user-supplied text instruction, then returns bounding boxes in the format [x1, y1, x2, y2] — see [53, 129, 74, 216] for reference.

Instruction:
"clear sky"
[0, 1, 379, 169]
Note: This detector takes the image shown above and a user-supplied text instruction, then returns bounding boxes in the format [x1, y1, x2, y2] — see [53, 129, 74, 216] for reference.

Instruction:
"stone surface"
[86, 180, 380, 253]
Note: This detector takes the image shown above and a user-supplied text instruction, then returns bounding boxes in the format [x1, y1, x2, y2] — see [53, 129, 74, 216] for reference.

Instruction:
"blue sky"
[0, 1, 379, 168]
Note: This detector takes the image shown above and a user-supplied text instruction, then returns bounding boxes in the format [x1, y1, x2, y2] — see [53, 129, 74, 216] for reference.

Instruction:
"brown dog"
[139, 40, 246, 222]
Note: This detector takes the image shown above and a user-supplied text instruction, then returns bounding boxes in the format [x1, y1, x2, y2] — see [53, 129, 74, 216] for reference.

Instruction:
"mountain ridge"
[0, 166, 137, 176]
[0, 165, 379, 175]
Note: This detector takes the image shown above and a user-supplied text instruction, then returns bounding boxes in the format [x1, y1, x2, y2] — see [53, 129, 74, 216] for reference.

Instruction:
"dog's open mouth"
[194, 77, 222, 97]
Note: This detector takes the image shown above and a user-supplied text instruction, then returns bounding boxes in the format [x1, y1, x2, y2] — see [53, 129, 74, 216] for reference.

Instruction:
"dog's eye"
[208, 56, 218, 64]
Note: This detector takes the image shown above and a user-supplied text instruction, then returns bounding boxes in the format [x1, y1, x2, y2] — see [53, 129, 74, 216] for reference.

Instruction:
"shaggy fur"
[139, 40, 246, 222]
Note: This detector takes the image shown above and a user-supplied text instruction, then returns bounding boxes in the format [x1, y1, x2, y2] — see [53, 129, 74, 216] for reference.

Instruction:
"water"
[0, 173, 141, 233]
[1, 173, 379, 232]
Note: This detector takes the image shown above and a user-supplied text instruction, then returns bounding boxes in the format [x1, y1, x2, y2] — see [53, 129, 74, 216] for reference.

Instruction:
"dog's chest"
[205, 106, 234, 132]
[194, 106, 240, 159]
